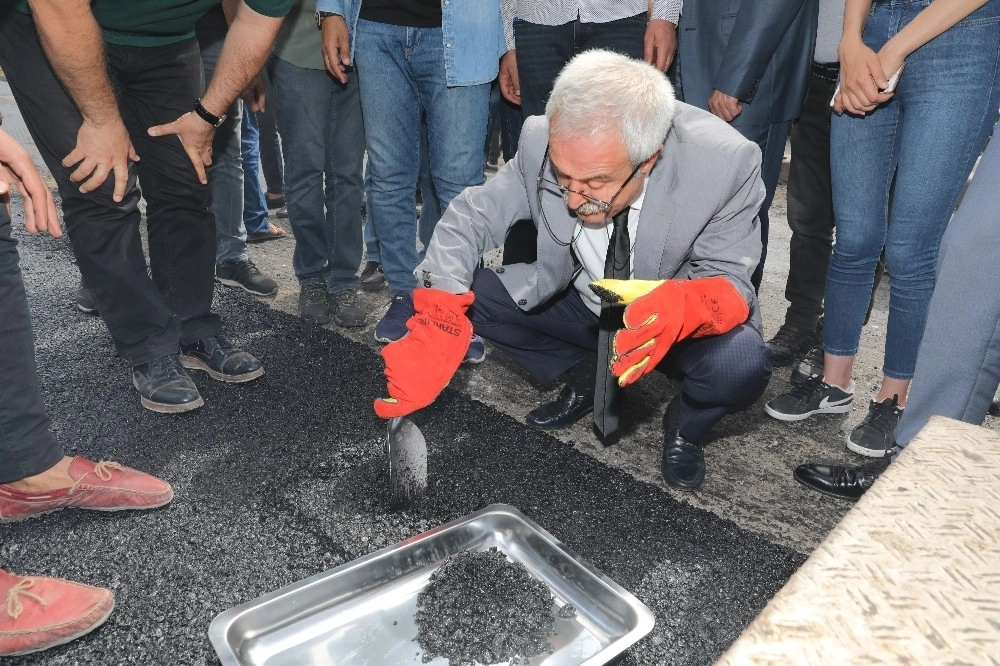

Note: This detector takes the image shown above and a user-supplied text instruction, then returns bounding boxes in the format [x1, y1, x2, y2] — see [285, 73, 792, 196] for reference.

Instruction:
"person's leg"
[353, 19, 422, 296]
[0, 208, 62, 484]
[513, 20, 576, 118]
[241, 111, 272, 238]
[416, 125, 440, 254]
[256, 65, 285, 203]
[0, 13, 180, 365]
[894, 128, 1000, 447]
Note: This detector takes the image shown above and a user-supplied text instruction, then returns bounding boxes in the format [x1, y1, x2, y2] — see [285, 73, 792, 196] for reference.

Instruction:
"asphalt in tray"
[1, 228, 804, 666]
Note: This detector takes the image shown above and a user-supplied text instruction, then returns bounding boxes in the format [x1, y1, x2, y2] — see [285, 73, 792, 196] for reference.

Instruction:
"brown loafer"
[246, 223, 286, 243]
[0, 570, 114, 657]
[0, 457, 173, 522]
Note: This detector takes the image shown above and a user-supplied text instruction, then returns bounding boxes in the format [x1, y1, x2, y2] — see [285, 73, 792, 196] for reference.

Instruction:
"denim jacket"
[316, 0, 505, 86]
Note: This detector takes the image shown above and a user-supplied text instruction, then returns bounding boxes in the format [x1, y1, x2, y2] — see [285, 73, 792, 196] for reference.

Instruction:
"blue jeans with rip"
[825, 0, 1000, 379]
[270, 57, 364, 292]
[354, 19, 490, 294]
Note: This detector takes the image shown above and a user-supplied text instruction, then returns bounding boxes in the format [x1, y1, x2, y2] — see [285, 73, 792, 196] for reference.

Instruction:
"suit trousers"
[0, 10, 221, 366]
[469, 268, 771, 442]
[0, 207, 63, 483]
[894, 128, 1000, 447]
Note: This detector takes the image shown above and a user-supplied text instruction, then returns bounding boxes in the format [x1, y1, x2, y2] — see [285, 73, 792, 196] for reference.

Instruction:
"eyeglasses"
[536, 146, 643, 214]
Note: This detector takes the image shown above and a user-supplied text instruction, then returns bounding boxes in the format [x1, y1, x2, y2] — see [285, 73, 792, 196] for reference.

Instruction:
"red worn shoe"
[0, 457, 173, 522]
[0, 570, 114, 656]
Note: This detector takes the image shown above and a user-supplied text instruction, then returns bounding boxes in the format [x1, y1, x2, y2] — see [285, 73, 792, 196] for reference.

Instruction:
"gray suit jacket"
[676, 0, 818, 126]
[416, 102, 767, 331]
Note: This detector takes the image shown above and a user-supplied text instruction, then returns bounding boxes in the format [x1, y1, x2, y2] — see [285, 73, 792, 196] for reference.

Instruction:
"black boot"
[179, 334, 264, 383]
[132, 355, 203, 414]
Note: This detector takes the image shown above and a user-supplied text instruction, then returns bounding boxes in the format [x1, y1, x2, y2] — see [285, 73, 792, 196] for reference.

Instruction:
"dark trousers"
[469, 268, 772, 442]
[0, 208, 63, 483]
[0, 10, 220, 366]
[733, 119, 793, 292]
[514, 14, 647, 119]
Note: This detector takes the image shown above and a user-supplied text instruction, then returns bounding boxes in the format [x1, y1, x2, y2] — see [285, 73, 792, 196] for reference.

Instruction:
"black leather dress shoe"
[793, 458, 890, 500]
[660, 402, 706, 491]
[526, 384, 594, 429]
[179, 334, 264, 383]
[132, 354, 204, 414]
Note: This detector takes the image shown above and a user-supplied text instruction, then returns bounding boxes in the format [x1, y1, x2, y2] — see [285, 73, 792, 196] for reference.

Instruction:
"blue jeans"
[354, 19, 490, 293]
[241, 111, 271, 238]
[270, 57, 365, 291]
[825, 0, 1000, 379]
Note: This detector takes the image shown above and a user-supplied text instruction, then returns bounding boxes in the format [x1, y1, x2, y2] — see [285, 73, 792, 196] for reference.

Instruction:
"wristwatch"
[193, 99, 226, 128]
[315, 10, 337, 29]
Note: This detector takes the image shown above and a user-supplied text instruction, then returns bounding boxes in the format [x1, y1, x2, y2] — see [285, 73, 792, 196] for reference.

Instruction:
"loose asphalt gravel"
[1, 217, 804, 666]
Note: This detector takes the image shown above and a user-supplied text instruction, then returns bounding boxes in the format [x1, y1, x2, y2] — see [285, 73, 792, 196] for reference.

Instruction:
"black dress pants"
[469, 268, 772, 442]
[0, 207, 62, 483]
[0, 10, 221, 366]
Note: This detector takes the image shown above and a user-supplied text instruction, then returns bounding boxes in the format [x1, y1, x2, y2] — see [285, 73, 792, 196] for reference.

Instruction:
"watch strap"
[194, 99, 225, 128]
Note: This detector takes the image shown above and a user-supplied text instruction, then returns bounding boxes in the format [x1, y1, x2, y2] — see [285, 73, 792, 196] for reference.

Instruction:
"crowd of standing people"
[1, 0, 999, 657]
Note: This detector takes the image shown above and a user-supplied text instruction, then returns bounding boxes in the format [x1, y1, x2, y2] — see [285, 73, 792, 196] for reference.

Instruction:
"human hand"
[241, 73, 266, 113]
[374, 289, 475, 418]
[644, 19, 677, 72]
[708, 90, 742, 122]
[61, 118, 138, 203]
[499, 50, 521, 106]
[0, 128, 61, 237]
[834, 36, 893, 115]
[321, 15, 352, 85]
[147, 112, 215, 185]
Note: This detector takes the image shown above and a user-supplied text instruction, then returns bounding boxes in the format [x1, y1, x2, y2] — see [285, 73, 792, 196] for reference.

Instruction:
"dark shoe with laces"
[179, 335, 264, 383]
[374, 292, 414, 343]
[794, 456, 891, 500]
[132, 355, 203, 414]
[791, 341, 824, 384]
[660, 400, 705, 491]
[526, 384, 594, 430]
[216, 259, 278, 297]
[848, 395, 903, 457]
[360, 261, 386, 292]
[328, 289, 366, 328]
[299, 283, 331, 324]
[75, 280, 98, 315]
[764, 374, 853, 421]
[766, 322, 817, 367]
[463, 334, 486, 365]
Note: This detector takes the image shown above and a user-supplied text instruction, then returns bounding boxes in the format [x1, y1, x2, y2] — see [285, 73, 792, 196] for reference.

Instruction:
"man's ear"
[641, 147, 663, 175]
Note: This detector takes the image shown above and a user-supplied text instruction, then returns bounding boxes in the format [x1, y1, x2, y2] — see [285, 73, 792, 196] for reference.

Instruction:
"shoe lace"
[770, 324, 807, 349]
[240, 258, 263, 278]
[5, 578, 46, 619]
[800, 343, 824, 368]
[786, 374, 829, 402]
[147, 355, 184, 379]
[333, 289, 358, 306]
[861, 395, 903, 433]
[302, 283, 327, 306]
[68, 461, 124, 496]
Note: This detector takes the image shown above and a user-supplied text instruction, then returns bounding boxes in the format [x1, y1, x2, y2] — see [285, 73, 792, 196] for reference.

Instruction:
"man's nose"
[565, 189, 589, 210]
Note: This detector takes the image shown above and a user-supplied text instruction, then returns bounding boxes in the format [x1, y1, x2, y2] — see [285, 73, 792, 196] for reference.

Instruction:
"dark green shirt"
[4, 0, 292, 47]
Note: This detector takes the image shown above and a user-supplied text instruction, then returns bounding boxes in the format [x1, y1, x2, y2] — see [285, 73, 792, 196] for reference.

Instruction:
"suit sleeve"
[712, 0, 809, 103]
[414, 122, 538, 295]
[679, 140, 764, 308]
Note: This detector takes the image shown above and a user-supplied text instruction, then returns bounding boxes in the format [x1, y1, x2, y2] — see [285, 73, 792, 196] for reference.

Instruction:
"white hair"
[545, 49, 676, 165]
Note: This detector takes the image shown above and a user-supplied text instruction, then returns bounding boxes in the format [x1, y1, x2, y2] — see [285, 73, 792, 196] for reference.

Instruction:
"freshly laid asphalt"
[2, 226, 802, 665]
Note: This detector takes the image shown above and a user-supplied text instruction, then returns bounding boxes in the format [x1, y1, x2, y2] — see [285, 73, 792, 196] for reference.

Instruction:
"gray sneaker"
[299, 283, 331, 324]
[360, 261, 386, 292]
[328, 289, 366, 328]
[764, 375, 853, 421]
[216, 259, 278, 297]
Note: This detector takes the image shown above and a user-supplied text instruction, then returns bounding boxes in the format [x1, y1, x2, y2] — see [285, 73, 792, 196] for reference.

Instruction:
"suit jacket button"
[517, 299, 527, 306]
[495, 267, 505, 274]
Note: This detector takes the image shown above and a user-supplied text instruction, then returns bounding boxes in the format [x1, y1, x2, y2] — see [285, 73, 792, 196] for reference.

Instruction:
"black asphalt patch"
[2, 228, 804, 665]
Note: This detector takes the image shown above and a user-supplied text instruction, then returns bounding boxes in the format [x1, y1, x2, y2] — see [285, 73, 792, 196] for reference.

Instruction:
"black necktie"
[594, 208, 630, 445]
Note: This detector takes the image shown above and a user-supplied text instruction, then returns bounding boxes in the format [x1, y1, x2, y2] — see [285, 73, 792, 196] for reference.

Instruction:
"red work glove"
[374, 288, 475, 418]
[610, 276, 749, 387]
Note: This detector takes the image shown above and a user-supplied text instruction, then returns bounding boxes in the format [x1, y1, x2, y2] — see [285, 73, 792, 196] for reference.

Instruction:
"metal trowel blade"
[387, 416, 428, 509]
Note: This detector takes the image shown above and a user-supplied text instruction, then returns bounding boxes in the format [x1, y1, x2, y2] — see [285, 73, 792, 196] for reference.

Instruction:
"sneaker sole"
[333, 315, 367, 328]
[763, 401, 851, 421]
[846, 438, 892, 458]
[76, 303, 99, 315]
[374, 331, 405, 344]
[216, 277, 278, 298]
[178, 356, 265, 383]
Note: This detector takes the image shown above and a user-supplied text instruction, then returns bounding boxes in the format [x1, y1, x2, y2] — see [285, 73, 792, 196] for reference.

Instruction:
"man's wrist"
[193, 99, 226, 128]
[316, 10, 337, 29]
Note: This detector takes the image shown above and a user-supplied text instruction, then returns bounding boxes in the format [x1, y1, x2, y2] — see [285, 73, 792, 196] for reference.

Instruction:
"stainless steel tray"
[209, 504, 654, 666]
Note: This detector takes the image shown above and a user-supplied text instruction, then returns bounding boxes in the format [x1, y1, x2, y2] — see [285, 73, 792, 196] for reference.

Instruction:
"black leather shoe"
[132, 355, 204, 414]
[179, 334, 264, 383]
[793, 457, 890, 500]
[661, 417, 706, 491]
[526, 384, 594, 429]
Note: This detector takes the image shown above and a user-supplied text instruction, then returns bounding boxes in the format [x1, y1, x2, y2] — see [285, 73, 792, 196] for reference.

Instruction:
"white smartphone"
[829, 61, 906, 107]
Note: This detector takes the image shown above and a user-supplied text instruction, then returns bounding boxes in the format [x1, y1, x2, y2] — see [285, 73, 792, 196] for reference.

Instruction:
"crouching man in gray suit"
[373, 50, 772, 492]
